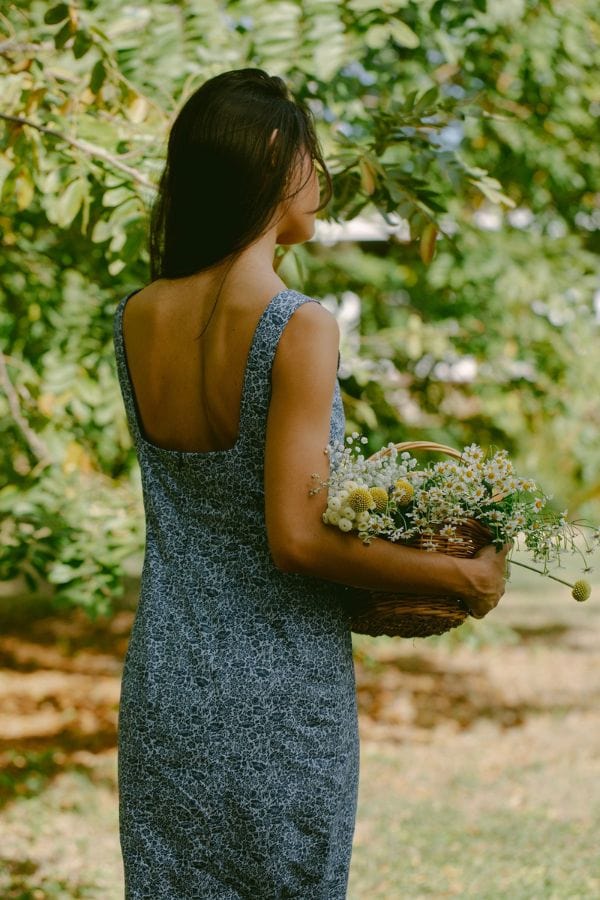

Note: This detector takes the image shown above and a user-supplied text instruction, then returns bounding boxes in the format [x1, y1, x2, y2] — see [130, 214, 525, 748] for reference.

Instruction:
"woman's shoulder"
[283, 289, 337, 325]
[273, 290, 340, 372]
[280, 290, 339, 341]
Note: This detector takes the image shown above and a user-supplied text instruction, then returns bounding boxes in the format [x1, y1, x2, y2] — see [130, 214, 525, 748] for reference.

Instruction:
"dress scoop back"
[112, 287, 360, 899]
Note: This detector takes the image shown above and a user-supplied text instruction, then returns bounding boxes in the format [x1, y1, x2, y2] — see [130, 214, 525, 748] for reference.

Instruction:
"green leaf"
[364, 25, 391, 50]
[390, 19, 420, 49]
[108, 259, 126, 276]
[102, 186, 131, 207]
[48, 562, 76, 585]
[430, 0, 444, 27]
[91, 218, 112, 243]
[470, 177, 516, 207]
[0, 155, 14, 199]
[23, 570, 39, 591]
[90, 60, 107, 94]
[73, 30, 93, 59]
[15, 170, 34, 210]
[403, 89, 418, 110]
[44, 4, 70, 25]
[414, 86, 439, 113]
[54, 20, 73, 49]
[54, 178, 87, 227]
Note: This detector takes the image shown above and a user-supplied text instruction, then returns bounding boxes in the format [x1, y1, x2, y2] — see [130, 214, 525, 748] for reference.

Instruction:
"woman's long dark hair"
[149, 68, 332, 282]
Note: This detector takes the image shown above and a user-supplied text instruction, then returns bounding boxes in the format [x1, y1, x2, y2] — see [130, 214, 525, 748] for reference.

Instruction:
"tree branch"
[0, 348, 53, 465]
[0, 40, 54, 55]
[0, 112, 156, 190]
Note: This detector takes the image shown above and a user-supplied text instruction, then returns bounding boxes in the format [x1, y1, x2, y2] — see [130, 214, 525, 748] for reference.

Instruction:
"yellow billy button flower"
[392, 479, 414, 506]
[572, 580, 591, 602]
[369, 486, 389, 512]
[511, 560, 593, 603]
[347, 487, 375, 513]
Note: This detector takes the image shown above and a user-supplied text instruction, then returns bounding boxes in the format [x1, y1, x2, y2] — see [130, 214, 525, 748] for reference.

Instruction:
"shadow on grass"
[0, 583, 133, 809]
[509, 622, 570, 642]
[0, 853, 96, 900]
[0, 741, 116, 811]
[353, 641, 596, 734]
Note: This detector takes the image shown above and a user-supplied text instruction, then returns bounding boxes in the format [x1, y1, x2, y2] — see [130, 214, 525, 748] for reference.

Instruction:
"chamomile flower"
[311, 433, 597, 609]
[484, 466, 499, 483]
[463, 443, 483, 459]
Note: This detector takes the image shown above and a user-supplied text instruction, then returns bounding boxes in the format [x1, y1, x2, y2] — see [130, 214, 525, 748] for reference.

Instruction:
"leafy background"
[1, 0, 599, 617]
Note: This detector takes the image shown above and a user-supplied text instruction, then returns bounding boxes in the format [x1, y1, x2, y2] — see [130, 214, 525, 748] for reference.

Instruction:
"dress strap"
[113, 288, 144, 446]
[237, 289, 322, 448]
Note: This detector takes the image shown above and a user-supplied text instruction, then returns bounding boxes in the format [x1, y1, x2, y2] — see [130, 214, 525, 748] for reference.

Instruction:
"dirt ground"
[1, 565, 599, 899]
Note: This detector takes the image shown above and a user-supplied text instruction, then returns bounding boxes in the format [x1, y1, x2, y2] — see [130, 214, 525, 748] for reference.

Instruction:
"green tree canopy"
[1, 0, 598, 616]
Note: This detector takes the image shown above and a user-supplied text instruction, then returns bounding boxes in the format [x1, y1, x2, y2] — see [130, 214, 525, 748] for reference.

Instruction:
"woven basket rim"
[366, 439, 464, 463]
[366, 441, 506, 504]
[345, 440, 500, 636]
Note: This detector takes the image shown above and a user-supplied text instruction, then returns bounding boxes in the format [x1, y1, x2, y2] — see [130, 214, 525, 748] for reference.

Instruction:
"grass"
[2, 723, 598, 899]
[348, 735, 600, 899]
[1, 555, 599, 898]
[0, 760, 120, 898]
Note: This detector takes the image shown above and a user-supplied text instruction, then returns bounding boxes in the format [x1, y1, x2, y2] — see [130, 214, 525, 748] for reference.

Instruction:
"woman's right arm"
[264, 300, 508, 619]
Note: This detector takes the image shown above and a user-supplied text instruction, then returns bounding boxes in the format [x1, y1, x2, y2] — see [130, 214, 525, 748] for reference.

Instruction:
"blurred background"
[1, 0, 599, 897]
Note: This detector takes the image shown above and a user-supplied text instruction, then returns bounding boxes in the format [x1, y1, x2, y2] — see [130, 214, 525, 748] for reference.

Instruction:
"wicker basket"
[342, 441, 493, 639]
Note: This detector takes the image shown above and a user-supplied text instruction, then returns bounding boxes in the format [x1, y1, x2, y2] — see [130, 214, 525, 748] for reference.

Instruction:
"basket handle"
[367, 441, 464, 463]
[367, 441, 507, 504]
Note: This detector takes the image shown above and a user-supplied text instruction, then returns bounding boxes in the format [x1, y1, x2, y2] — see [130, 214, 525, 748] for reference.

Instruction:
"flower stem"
[509, 558, 573, 588]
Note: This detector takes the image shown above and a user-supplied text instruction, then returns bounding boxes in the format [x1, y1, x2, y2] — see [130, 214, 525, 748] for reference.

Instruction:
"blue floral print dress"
[112, 287, 360, 899]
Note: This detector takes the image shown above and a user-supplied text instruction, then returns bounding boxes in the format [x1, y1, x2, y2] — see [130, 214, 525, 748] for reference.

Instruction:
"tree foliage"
[1, 0, 598, 616]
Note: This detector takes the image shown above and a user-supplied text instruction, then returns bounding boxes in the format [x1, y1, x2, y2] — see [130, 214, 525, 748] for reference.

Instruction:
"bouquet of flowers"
[309, 435, 598, 637]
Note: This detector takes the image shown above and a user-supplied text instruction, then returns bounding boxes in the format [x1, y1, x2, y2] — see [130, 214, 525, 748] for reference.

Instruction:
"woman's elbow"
[269, 535, 313, 574]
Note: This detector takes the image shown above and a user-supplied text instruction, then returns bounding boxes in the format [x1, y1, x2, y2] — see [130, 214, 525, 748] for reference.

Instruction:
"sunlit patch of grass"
[0, 754, 121, 899]
[348, 746, 600, 899]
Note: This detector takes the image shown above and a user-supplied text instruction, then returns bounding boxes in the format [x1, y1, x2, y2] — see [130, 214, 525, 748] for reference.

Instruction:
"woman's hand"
[461, 543, 512, 618]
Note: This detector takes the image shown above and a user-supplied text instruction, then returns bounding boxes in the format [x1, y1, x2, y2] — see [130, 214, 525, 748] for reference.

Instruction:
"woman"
[113, 68, 508, 899]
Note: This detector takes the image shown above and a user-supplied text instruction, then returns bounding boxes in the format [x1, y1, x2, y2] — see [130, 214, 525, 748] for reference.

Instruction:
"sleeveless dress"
[112, 287, 360, 899]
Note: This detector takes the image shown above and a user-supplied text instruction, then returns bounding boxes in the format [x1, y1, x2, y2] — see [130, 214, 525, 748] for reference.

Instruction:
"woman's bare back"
[121, 274, 285, 453]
